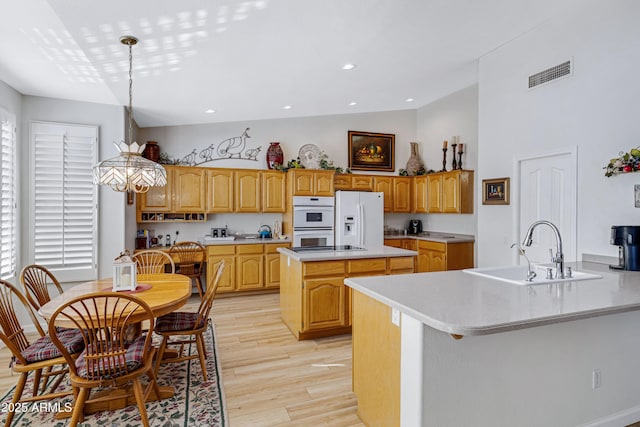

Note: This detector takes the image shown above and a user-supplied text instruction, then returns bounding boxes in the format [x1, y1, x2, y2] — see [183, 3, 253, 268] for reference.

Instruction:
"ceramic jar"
[143, 141, 160, 162]
[266, 142, 284, 169]
[405, 142, 424, 176]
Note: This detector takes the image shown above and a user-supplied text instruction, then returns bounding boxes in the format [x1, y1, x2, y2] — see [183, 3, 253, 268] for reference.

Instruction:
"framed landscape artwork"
[482, 177, 510, 205]
[348, 130, 395, 172]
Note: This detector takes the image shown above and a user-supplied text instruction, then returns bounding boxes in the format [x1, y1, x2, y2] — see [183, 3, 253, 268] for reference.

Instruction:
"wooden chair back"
[132, 250, 175, 275]
[48, 292, 155, 381]
[169, 241, 205, 276]
[194, 260, 224, 327]
[20, 264, 64, 312]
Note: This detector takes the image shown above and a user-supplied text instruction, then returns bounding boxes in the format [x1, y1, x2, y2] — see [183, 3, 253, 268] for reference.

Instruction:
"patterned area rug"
[0, 323, 227, 427]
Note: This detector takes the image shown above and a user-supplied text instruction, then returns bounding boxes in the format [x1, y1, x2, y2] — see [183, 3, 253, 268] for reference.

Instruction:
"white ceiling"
[0, 0, 578, 128]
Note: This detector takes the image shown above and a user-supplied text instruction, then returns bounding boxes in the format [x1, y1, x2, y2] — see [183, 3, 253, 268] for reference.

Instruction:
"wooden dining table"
[38, 273, 192, 419]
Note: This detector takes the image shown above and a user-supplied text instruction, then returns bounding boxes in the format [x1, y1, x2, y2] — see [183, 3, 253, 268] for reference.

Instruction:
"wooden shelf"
[139, 213, 207, 222]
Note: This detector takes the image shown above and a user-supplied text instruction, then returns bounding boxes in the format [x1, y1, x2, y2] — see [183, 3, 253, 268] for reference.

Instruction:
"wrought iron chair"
[169, 241, 206, 298]
[0, 279, 84, 427]
[48, 292, 160, 427]
[154, 260, 224, 381]
[132, 249, 175, 275]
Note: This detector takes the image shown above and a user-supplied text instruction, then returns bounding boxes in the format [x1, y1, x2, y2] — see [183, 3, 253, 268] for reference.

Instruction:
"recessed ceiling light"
[405, 98, 414, 103]
[283, 105, 292, 110]
[348, 101, 357, 106]
[342, 63, 356, 70]
[205, 109, 216, 113]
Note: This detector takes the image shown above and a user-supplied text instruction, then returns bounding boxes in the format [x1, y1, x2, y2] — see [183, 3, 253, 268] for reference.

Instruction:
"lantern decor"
[113, 251, 137, 292]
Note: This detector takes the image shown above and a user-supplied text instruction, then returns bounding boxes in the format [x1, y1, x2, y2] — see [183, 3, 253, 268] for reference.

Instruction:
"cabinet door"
[235, 170, 261, 212]
[334, 174, 351, 190]
[290, 170, 314, 196]
[303, 277, 346, 331]
[352, 175, 373, 191]
[373, 177, 393, 212]
[261, 171, 286, 213]
[427, 174, 443, 213]
[442, 172, 460, 213]
[314, 171, 335, 196]
[417, 240, 447, 272]
[401, 239, 417, 251]
[208, 256, 236, 293]
[236, 254, 264, 290]
[384, 239, 402, 248]
[393, 177, 412, 213]
[138, 167, 173, 212]
[428, 250, 447, 272]
[206, 169, 234, 213]
[173, 167, 206, 212]
[264, 253, 281, 289]
[413, 176, 428, 213]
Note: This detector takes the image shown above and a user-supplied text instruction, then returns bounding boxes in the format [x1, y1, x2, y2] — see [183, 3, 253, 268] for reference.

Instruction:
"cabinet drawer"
[304, 261, 345, 277]
[352, 175, 373, 190]
[347, 258, 386, 275]
[418, 240, 446, 252]
[388, 257, 414, 272]
[236, 244, 264, 255]
[207, 245, 235, 256]
[265, 243, 290, 254]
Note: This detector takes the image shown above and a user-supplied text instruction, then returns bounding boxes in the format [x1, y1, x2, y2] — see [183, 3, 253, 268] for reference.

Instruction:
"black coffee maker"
[408, 219, 423, 235]
[610, 225, 640, 270]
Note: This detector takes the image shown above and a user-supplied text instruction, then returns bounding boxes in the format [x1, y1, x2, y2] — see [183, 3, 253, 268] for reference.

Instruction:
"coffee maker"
[610, 225, 640, 270]
[407, 219, 423, 235]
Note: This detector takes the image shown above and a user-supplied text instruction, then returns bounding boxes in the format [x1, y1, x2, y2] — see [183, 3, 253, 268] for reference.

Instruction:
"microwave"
[292, 196, 335, 229]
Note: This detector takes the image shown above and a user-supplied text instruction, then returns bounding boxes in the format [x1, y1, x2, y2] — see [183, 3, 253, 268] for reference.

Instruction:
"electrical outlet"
[592, 369, 602, 389]
[391, 308, 400, 326]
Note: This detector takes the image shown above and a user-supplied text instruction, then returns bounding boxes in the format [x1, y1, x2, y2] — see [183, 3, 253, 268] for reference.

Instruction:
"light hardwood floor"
[0, 293, 364, 426]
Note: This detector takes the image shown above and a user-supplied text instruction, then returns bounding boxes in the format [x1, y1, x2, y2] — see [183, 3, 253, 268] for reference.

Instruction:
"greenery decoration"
[604, 147, 640, 177]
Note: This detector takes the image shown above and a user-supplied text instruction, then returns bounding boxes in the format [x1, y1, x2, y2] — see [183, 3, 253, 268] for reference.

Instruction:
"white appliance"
[334, 190, 384, 248]
[292, 196, 335, 248]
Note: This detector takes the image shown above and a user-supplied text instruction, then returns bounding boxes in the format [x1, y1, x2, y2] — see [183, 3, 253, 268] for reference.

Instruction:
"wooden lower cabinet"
[207, 243, 289, 294]
[280, 255, 415, 340]
[384, 238, 417, 251]
[416, 240, 474, 272]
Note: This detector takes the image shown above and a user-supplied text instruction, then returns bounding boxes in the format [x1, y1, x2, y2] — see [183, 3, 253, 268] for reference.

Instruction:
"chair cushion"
[75, 334, 147, 379]
[155, 311, 204, 333]
[21, 328, 85, 363]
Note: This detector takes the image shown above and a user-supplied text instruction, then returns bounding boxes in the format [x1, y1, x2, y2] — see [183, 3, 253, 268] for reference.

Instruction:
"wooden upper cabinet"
[392, 177, 412, 213]
[334, 174, 351, 190]
[261, 171, 286, 213]
[314, 170, 335, 196]
[289, 169, 335, 196]
[334, 174, 373, 191]
[427, 174, 443, 213]
[172, 167, 206, 212]
[206, 169, 234, 213]
[442, 170, 474, 213]
[235, 170, 261, 212]
[373, 176, 393, 212]
[413, 176, 428, 213]
[138, 167, 172, 212]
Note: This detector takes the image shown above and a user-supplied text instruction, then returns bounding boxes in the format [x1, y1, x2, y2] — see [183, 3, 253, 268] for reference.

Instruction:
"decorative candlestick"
[451, 143, 457, 170]
[457, 144, 464, 170]
[441, 148, 448, 171]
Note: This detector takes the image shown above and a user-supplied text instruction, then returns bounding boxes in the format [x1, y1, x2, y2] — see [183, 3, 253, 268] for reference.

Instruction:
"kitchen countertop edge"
[384, 232, 475, 243]
[277, 246, 417, 262]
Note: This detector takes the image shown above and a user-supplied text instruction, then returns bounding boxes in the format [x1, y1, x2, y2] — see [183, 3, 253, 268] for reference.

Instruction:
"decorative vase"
[405, 142, 424, 176]
[142, 141, 160, 162]
[266, 142, 284, 169]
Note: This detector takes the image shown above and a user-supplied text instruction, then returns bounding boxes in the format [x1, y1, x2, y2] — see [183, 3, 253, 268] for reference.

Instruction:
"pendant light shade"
[92, 35, 166, 194]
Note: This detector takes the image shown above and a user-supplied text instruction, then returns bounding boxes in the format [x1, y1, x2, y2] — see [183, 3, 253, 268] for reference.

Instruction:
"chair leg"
[32, 368, 42, 396]
[69, 387, 89, 427]
[131, 377, 150, 427]
[146, 367, 162, 401]
[195, 333, 208, 382]
[154, 336, 168, 377]
[4, 372, 27, 427]
[195, 276, 204, 298]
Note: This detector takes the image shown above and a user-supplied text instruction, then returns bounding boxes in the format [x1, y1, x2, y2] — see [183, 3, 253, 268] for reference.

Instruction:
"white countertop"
[277, 246, 417, 262]
[202, 236, 291, 246]
[384, 231, 475, 243]
[345, 261, 640, 336]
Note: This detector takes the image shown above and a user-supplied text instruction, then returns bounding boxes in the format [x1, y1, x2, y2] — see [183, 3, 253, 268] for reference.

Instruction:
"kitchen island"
[345, 261, 640, 426]
[278, 246, 417, 340]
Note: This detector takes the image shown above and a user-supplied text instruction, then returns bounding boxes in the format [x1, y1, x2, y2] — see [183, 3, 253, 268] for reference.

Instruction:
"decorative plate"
[298, 144, 321, 169]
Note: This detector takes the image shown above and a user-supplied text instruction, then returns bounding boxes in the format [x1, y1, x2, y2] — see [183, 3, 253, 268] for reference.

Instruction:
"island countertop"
[344, 261, 640, 336]
[277, 246, 417, 262]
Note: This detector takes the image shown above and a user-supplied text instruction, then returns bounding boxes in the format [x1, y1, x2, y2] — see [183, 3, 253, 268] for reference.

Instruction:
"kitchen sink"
[462, 265, 602, 285]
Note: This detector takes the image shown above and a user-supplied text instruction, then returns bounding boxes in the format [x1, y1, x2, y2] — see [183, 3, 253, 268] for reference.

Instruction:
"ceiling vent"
[528, 59, 572, 89]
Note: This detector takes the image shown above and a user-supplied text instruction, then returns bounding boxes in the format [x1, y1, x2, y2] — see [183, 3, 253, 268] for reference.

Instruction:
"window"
[31, 122, 98, 282]
[0, 110, 16, 280]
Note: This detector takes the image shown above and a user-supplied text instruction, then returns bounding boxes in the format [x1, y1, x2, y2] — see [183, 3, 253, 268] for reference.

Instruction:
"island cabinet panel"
[172, 167, 207, 212]
[206, 169, 234, 213]
[303, 277, 346, 331]
[388, 256, 415, 274]
[352, 290, 400, 427]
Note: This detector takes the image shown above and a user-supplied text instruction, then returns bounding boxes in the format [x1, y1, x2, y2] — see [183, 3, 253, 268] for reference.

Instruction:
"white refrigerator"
[334, 190, 384, 248]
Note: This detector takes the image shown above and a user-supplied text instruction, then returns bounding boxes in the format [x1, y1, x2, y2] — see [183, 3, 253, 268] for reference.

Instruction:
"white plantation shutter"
[0, 110, 16, 280]
[31, 122, 98, 282]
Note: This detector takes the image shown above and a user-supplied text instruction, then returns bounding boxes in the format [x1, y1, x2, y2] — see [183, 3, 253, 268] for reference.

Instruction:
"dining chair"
[154, 260, 224, 381]
[169, 241, 206, 298]
[48, 292, 161, 427]
[20, 264, 64, 313]
[0, 279, 84, 427]
[132, 249, 175, 275]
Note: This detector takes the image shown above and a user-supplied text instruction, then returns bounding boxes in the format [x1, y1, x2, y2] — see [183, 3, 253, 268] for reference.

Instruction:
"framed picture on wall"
[482, 177, 510, 205]
[348, 130, 395, 172]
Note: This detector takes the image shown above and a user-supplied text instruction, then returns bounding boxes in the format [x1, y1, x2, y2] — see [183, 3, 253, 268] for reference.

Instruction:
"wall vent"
[528, 60, 572, 89]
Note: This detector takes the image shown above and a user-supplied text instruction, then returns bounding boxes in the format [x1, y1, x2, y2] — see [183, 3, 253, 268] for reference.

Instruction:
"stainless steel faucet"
[522, 220, 564, 279]
[511, 243, 536, 281]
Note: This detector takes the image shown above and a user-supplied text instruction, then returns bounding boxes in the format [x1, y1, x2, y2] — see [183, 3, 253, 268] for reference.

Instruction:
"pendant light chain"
[128, 39, 133, 146]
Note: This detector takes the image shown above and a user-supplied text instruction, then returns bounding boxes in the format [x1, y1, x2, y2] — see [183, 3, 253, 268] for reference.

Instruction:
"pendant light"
[92, 35, 167, 193]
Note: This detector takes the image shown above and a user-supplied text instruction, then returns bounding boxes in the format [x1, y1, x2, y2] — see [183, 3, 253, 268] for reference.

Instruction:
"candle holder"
[457, 148, 464, 170]
[441, 148, 448, 172]
[451, 143, 457, 170]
